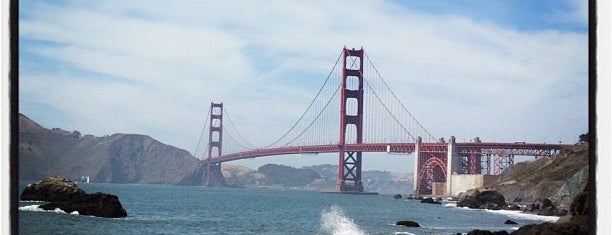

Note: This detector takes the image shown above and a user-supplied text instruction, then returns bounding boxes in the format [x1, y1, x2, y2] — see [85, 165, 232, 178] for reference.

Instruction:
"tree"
[578, 132, 589, 143]
[72, 130, 82, 138]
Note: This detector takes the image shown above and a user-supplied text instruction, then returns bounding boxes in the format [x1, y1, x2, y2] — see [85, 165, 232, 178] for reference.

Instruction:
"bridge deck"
[205, 142, 571, 164]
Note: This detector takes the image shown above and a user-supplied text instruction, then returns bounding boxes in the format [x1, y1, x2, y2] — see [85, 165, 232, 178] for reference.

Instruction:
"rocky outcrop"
[486, 144, 588, 210]
[466, 230, 509, 235]
[420, 197, 442, 204]
[39, 192, 127, 218]
[396, 220, 420, 227]
[21, 176, 127, 218]
[20, 176, 85, 202]
[523, 198, 568, 216]
[462, 143, 590, 235]
[457, 189, 507, 210]
[512, 182, 589, 235]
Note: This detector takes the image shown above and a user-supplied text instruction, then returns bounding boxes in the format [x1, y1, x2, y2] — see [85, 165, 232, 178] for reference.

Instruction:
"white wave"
[483, 209, 560, 222]
[447, 204, 560, 223]
[443, 202, 457, 207]
[394, 232, 416, 235]
[320, 205, 366, 235]
[19, 205, 68, 214]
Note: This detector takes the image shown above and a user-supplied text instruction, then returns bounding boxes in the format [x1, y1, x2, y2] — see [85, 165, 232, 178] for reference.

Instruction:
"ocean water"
[18, 183, 558, 235]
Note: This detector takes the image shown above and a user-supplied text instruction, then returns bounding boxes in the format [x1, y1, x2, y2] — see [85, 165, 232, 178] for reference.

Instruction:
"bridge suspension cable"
[262, 51, 344, 148]
[364, 52, 437, 142]
[193, 107, 211, 159]
[280, 83, 341, 147]
[223, 108, 258, 150]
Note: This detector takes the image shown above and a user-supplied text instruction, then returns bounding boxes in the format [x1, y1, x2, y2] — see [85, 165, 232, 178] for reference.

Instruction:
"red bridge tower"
[206, 102, 226, 186]
[337, 47, 365, 192]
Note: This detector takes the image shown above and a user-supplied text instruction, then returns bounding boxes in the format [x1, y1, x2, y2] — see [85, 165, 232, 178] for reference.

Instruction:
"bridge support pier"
[206, 162, 226, 186]
[446, 136, 458, 196]
[413, 137, 421, 194]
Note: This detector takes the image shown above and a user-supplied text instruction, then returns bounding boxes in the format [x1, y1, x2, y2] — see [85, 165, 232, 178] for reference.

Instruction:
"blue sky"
[19, 0, 588, 172]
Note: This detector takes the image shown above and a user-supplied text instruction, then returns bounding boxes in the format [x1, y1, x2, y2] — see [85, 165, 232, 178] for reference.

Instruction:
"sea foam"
[19, 205, 66, 214]
[483, 208, 560, 223]
[320, 205, 366, 235]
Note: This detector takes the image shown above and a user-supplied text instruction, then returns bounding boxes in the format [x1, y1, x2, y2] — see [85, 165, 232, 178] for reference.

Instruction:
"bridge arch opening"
[417, 156, 447, 195]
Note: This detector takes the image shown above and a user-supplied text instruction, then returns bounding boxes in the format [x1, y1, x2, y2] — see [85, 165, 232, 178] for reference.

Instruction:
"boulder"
[466, 229, 509, 235]
[39, 192, 127, 218]
[458, 188, 480, 202]
[505, 220, 518, 225]
[475, 191, 507, 209]
[20, 176, 85, 202]
[457, 190, 506, 210]
[420, 197, 442, 204]
[396, 220, 420, 227]
[21, 176, 127, 218]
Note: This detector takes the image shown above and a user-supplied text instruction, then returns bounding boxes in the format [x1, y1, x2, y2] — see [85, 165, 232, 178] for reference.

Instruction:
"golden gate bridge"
[195, 47, 569, 196]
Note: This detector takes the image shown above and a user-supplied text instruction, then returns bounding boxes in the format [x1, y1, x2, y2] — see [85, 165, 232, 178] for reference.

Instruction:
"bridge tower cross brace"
[205, 102, 226, 186]
[337, 47, 365, 192]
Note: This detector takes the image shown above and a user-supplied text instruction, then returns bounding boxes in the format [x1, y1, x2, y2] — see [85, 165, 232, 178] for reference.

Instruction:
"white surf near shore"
[19, 204, 80, 215]
[444, 202, 560, 223]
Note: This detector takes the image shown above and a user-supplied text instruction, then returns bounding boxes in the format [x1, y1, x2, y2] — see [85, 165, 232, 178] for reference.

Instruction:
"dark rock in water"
[457, 190, 506, 210]
[20, 176, 85, 202]
[393, 194, 402, 199]
[40, 192, 128, 218]
[396, 220, 420, 227]
[467, 229, 509, 235]
[22, 176, 127, 218]
[505, 219, 518, 225]
[420, 197, 442, 204]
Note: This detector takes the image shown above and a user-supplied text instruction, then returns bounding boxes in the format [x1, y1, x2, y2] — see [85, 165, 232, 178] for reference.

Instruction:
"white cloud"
[19, 0, 588, 171]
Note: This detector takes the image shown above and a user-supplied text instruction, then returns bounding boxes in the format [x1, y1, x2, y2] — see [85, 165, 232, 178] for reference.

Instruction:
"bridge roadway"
[203, 142, 571, 164]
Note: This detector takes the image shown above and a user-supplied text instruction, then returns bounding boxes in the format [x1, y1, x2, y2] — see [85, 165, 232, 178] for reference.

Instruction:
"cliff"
[485, 143, 589, 209]
[18, 114, 206, 185]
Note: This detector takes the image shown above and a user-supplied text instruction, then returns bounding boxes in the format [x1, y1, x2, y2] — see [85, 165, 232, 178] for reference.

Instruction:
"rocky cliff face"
[19, 114, 205, 185]
[485, 143, 588, 209]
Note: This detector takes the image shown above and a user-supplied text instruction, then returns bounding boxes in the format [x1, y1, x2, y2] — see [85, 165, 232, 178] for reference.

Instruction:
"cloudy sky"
[19, 0, 588, 172]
